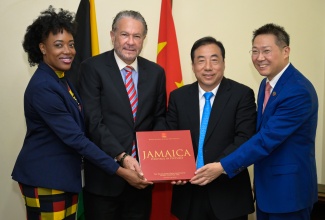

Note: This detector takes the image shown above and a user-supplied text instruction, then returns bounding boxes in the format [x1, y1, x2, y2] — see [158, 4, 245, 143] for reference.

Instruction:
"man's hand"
[116, 167, 153, 189]
[116, 152, 143, 176]
[122, 155, 143, 175]
[190, 162, 224, 186]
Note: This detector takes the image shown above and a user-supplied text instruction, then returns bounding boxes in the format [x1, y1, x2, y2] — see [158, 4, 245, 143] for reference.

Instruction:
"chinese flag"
[157, 0, 183, 103]
[150, 0, 182, 220]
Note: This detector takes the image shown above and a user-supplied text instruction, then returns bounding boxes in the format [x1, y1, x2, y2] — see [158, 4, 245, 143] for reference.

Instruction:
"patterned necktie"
[263, 82, 271, 113]
[124, 66, 138, 158]
[197, 92, 213, 169]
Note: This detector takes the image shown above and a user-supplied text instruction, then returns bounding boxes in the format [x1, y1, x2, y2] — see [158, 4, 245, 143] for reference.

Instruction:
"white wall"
[1, 0, 324, 219]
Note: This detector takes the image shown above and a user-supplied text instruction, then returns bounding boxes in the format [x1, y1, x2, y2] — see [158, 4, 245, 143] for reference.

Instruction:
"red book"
[136, 130, 196, 182]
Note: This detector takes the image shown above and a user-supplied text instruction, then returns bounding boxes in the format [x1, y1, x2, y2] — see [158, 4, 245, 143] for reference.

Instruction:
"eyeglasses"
[249, 46, 288, 58]
[249, 49, 272, 57]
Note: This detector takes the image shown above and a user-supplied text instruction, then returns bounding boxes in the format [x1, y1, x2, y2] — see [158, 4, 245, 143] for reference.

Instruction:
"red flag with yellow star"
[150, 1, 182, 220]
[157, 0, 183, 102]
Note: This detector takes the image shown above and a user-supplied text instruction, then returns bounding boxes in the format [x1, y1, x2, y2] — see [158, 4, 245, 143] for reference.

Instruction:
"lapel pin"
[272, 91, 276, 96]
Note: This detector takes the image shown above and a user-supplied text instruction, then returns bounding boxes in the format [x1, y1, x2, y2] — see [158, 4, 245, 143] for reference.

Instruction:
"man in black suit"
[166, 37, 256, 220]
[78, 10, 166, 220]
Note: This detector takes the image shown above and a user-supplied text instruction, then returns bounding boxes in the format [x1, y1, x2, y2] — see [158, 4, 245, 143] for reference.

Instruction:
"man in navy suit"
[167, 36, 256, 220]
[197, 24, 318, 219]
[78, 10, 166, 220]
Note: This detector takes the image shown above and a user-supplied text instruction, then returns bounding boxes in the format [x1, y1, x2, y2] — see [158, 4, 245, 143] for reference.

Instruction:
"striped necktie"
[124, 66, 138, 158]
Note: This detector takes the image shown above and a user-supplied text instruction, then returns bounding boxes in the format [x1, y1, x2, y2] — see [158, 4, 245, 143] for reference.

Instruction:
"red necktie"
[263, 82, 271, 113]
[124, 66, 138, 158]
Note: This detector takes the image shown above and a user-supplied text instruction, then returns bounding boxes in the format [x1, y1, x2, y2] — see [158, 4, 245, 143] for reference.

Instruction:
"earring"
[42, 51, 45, 54]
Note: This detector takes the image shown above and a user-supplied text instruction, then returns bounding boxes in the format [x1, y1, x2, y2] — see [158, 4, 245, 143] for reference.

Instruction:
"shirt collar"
[267, 62, 290, 88]
[198, 83, 219, 99]
[114, 50, 138, 72]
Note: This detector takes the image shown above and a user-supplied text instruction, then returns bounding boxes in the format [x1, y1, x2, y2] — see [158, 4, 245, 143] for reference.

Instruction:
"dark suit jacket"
[166, 77, 256, 220]
[221, 64, 318, 213]
[12, 62, 119, 193]
[78, 50, 166, 196]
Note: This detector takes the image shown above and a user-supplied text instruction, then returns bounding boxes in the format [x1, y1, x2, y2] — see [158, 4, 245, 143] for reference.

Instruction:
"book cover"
[136, 130, 196, 182]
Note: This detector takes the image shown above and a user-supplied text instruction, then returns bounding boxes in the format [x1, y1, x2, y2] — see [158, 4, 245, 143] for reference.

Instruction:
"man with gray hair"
[79, 10, 167, 220]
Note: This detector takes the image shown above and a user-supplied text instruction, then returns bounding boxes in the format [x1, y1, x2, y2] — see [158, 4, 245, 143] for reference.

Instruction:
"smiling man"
[166, 36, 256, 220]
[78, 10, 166, 220]
[211, 24, 319, 220]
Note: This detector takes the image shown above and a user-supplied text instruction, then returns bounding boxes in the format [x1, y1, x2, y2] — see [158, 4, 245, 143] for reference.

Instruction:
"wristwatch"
[119, 153, 129, 167]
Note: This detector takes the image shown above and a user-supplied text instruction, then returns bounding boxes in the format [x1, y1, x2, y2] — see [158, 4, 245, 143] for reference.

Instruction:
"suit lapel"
[256, 79, 266, 130]
[204, 78, 231, 142]
[39, 62, 84, 119]
[66, 80, 84, 118]
[188, 83, 200, 149]
[257, 64, 294, 130]
[106, 51, 135, 124]
[266, 64, 293, 107]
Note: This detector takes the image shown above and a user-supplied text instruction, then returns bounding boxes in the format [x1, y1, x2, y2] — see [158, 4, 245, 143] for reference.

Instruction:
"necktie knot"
[265, 82, 271, 92]
[204, 92, 213, 101]
[124, 65, 133, 73]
